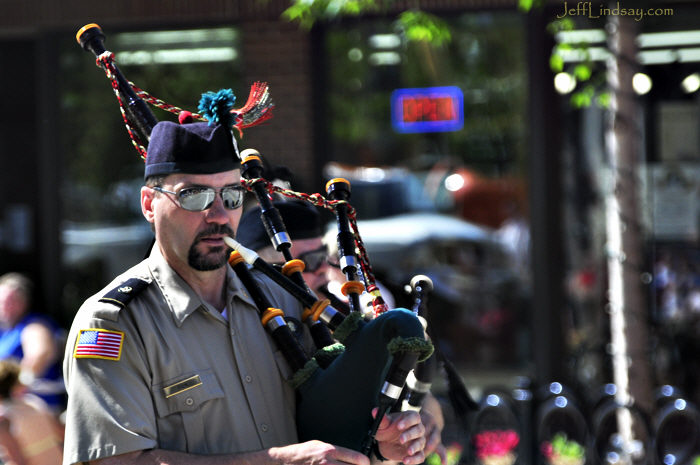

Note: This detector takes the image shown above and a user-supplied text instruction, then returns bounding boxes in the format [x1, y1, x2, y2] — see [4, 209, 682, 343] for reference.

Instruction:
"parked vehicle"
[352, 211, 529, 369]
[323, 162, 530, 368]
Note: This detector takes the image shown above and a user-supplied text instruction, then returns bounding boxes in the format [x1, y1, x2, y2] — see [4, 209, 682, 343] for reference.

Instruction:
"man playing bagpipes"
[62, 120, 430, 465]
[64, 23, 455, 465]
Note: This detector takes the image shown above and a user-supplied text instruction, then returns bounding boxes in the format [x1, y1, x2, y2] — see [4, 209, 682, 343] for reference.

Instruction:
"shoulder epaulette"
[98, 277, 151, 309]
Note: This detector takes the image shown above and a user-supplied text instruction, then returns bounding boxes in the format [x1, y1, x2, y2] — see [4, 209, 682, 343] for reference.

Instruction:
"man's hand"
[87, 441, 371, 465]
[372, 409, 426, 465]
[269, 440, 371, 465]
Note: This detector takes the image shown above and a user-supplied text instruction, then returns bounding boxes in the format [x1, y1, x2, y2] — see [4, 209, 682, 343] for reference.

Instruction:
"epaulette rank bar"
[99, 277, 150, 308]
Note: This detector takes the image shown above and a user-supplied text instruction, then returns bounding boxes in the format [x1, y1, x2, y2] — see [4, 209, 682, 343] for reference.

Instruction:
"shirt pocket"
[151, 369, 224, 453]
[153, 369, 223, 415]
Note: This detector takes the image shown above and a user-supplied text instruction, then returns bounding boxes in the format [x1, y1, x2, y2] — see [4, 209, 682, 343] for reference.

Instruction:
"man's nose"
[204, 194, 230, 223]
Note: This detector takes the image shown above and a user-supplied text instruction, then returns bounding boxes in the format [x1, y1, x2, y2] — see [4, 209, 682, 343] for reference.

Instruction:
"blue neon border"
[391, 86, 464, 134]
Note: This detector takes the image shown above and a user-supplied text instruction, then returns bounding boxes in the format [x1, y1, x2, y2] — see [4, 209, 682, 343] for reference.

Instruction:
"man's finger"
[401, 449, 427, 465]
[394, 410, 422, 431]
[371, 407, 392, 432]
[331, 445, 370, 465]
[399, 421, 426, 445]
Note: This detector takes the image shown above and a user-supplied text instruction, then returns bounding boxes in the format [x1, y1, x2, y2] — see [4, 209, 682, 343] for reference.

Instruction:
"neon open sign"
[391, 86, 464, 133]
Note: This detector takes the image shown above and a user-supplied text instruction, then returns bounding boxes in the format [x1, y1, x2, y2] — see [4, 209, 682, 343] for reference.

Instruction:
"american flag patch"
[73, 329, 124, 360]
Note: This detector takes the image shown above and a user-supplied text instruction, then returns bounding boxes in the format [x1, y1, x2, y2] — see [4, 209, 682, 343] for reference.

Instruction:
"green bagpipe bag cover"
[293, 308, 433, 451]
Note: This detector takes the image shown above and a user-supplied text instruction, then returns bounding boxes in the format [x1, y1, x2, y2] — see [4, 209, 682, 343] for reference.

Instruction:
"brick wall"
[238, 21, 317, 191]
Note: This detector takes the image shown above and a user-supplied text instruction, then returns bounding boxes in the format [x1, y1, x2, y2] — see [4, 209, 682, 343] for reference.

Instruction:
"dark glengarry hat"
[144, 121, 239, 179]
[236, 200, 322, 252]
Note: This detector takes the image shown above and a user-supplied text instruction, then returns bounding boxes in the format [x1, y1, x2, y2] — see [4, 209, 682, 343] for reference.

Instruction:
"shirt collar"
[147, 244, 259, 326]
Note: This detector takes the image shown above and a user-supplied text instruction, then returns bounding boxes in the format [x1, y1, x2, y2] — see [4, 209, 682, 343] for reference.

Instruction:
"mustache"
[194, 224, 235, 243]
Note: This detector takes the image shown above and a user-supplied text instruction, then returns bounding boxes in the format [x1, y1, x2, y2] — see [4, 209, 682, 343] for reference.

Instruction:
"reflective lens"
[221, 188, 244, 210]
[178, 187, 216, 211]
[298, 246, 328, 272]
[154, 186, 244, 211]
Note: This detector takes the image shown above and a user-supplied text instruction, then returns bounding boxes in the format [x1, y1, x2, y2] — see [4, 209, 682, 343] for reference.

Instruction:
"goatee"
[188, 224, 235, 271]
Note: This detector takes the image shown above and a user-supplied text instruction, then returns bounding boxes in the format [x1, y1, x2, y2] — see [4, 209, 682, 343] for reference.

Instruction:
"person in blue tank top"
[0, 273, 66, 414]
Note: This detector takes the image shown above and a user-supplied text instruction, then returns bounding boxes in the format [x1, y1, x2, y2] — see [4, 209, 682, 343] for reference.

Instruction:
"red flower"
[474, 430, 520, 459]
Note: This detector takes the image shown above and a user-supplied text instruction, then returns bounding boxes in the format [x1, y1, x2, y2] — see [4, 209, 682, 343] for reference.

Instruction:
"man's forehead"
[292, 237, 324, 254]
[165, 169, 241, 186]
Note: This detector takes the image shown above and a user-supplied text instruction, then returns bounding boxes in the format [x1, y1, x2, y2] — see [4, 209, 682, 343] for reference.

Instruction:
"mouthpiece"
[223, 237, 259, 265]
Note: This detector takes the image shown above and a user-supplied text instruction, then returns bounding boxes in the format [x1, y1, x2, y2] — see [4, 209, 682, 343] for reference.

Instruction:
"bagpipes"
[76, 23, 450, 456]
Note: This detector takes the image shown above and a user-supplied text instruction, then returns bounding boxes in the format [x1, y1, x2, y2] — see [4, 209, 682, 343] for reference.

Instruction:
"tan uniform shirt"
[63, 246, 313, 465]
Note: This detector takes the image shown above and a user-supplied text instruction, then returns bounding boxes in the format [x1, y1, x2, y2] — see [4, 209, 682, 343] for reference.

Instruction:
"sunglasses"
[297, 246, 330, 273]
[152, 185, 245, 212]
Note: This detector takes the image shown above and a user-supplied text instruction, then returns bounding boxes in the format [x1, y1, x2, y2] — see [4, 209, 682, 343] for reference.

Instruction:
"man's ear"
[141, 186, 156, 224]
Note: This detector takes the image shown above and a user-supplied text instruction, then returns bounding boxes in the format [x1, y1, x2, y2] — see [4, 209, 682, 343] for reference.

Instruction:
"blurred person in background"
[237, 200, 396, 314]
[237, 200, 339, 305]
[0, 273, 65, 414]
[0, 360, 63, 465]
[495, 200, 530, 282]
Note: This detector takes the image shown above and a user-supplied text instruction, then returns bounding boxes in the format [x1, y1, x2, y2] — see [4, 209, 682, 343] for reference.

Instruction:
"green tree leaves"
[282, 1, 451, 46]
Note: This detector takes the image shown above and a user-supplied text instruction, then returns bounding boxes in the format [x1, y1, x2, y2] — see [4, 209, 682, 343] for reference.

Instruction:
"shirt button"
[261, 423, 269, 432]
[245, 375, 252, 383]
[185, 397, 194, 406]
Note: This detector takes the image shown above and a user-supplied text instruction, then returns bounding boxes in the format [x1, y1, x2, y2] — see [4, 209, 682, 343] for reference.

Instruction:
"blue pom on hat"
[198, 89, 236, 128]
